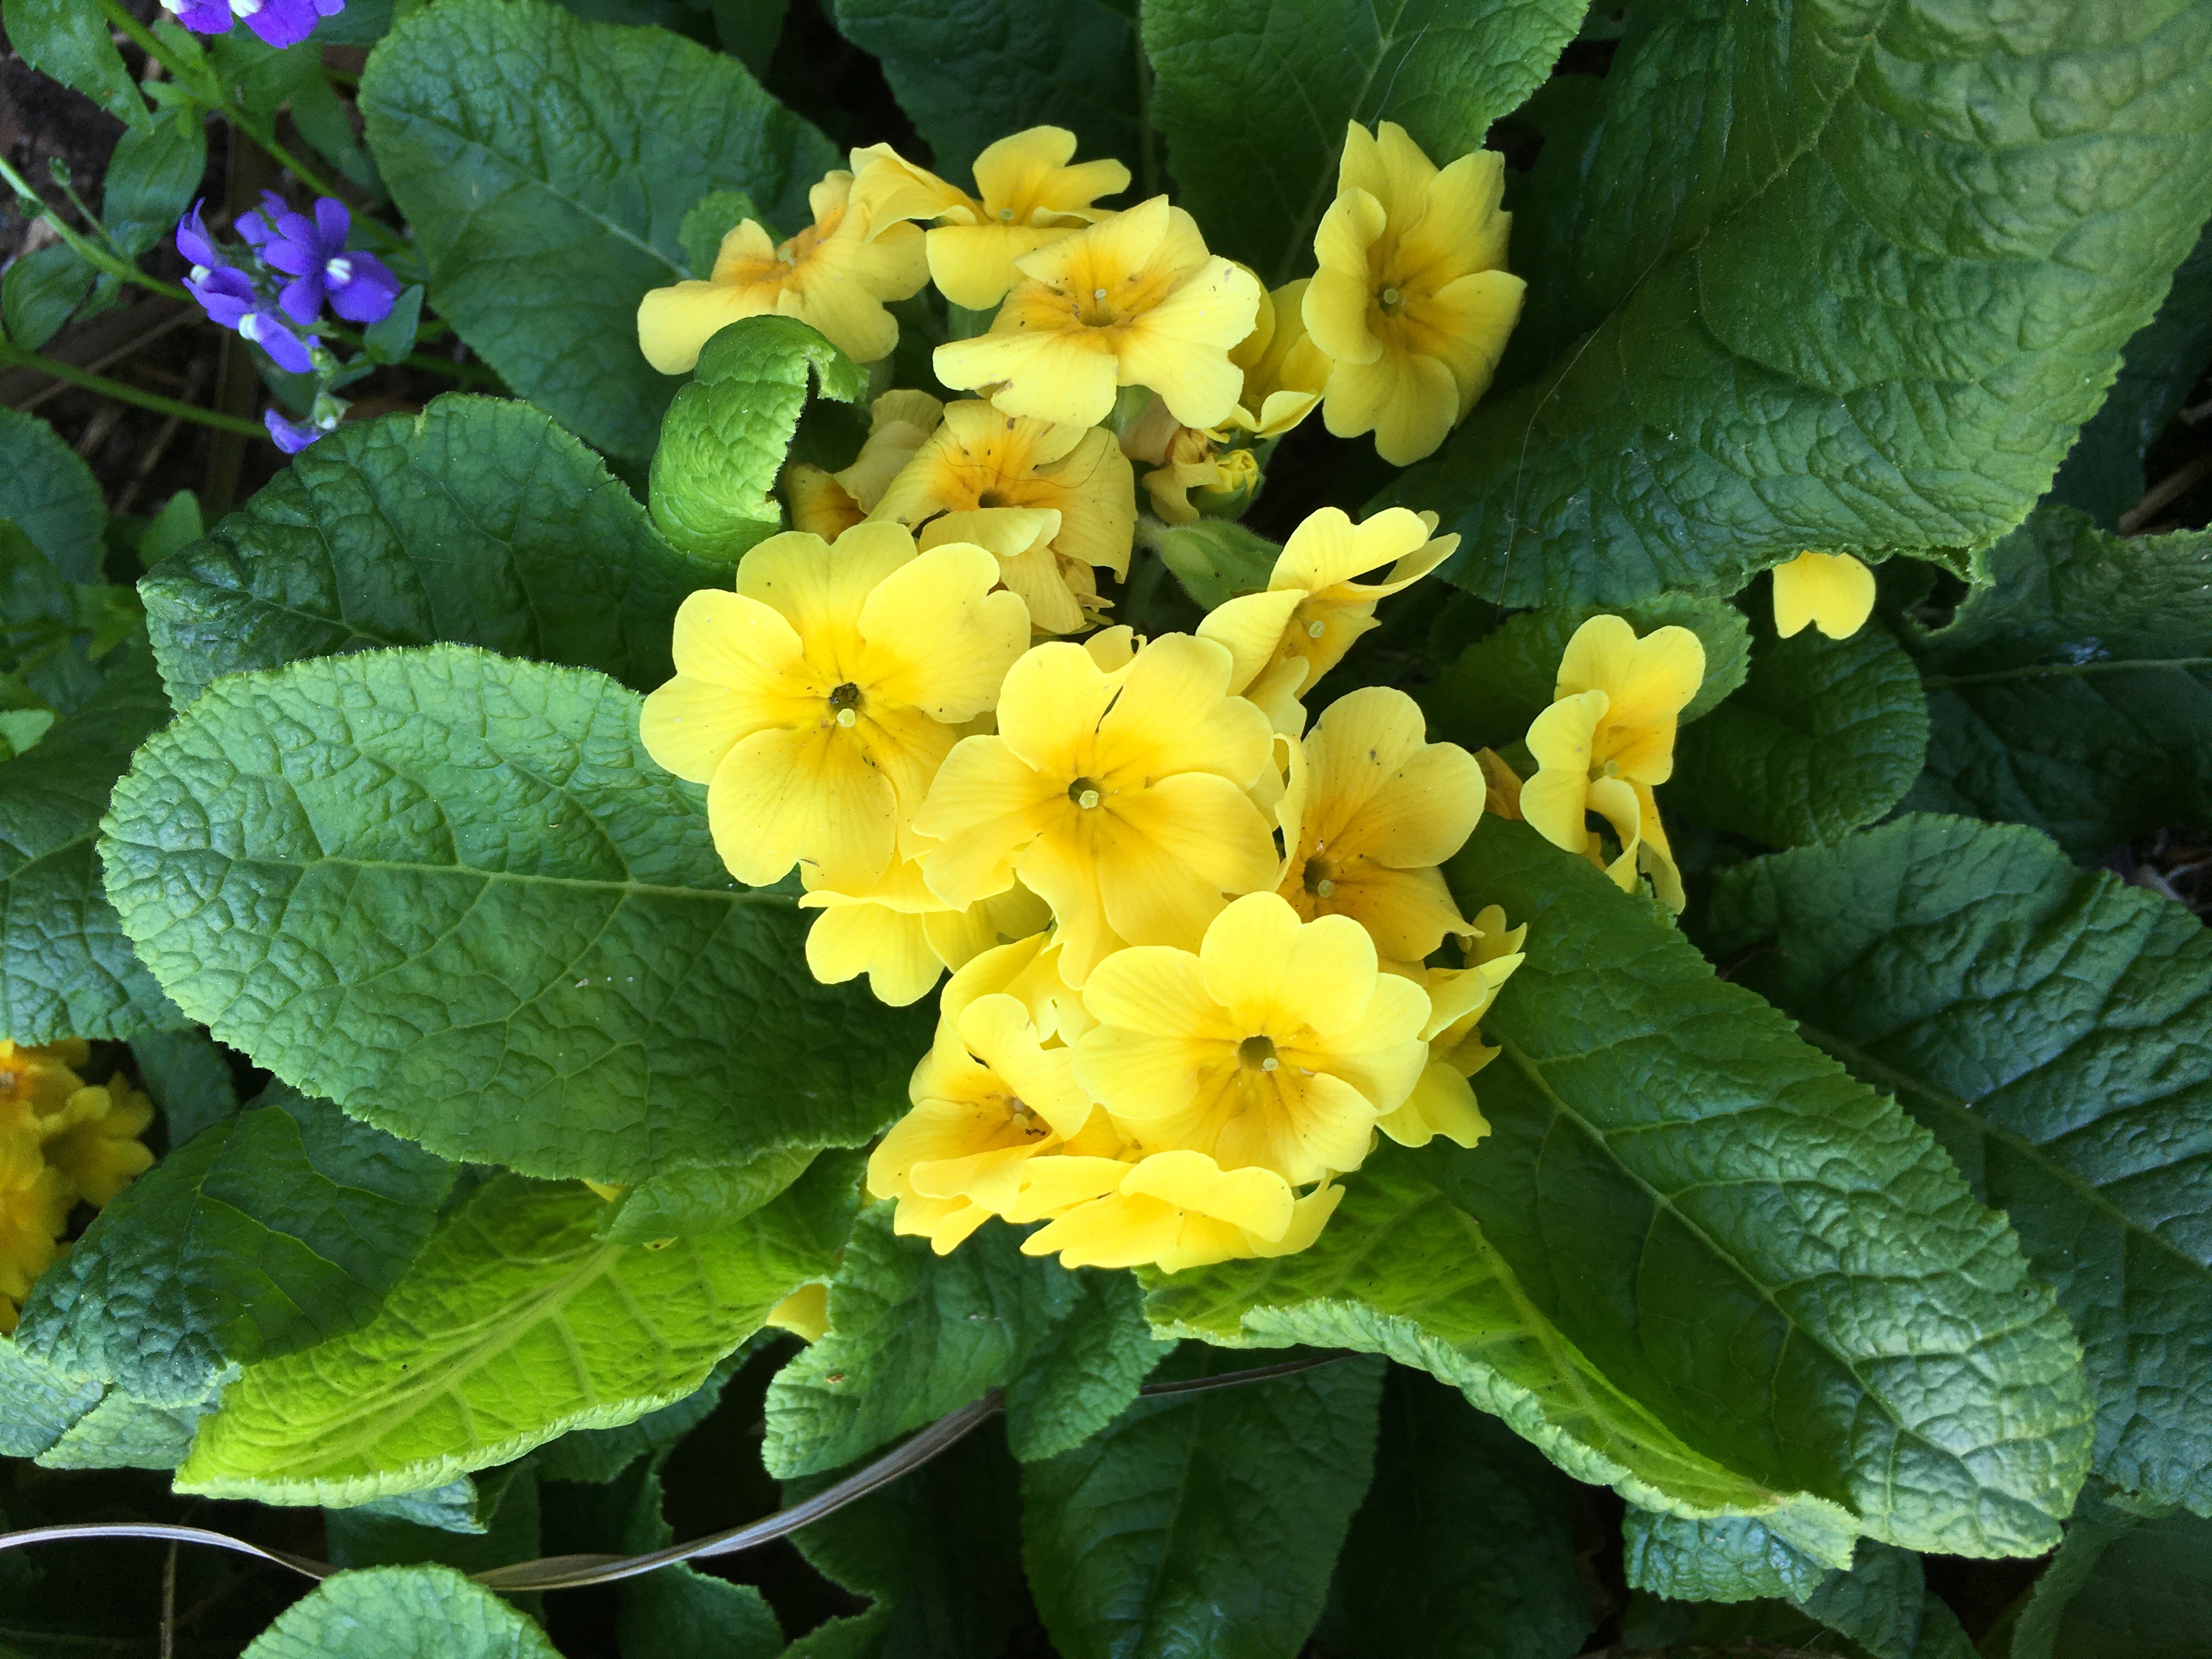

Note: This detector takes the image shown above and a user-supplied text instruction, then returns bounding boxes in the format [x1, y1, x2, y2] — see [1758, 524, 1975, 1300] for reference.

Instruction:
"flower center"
[1238, 1034, 1280, 1072]
[1377, 284, 1404, 314]
[998, 207, 1016, 222]
[229, 0, 262, 14]
[1302, 854, 1338, 899]
[1068, 776, 1104, 810]
[324, 256, 353, 285]
[977, 488, 1007, 509]
[828, 682, 862, 727]
[1078, 285, 1116, 328]
[189, 262, 210, 283]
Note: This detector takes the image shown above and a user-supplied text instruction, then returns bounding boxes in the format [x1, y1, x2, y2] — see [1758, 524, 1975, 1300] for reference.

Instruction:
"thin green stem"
[0, 342, 268, 439]
[94, 0, 206, 94]
[0, 155, 191, 304]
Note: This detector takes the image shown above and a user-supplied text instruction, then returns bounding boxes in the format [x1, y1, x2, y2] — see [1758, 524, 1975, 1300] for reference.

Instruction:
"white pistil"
[324, 256, 354, 285]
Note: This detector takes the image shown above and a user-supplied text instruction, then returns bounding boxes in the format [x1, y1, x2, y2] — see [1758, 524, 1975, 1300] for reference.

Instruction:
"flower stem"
[0, 341, 269, 439]
[0, 155, 191, 305]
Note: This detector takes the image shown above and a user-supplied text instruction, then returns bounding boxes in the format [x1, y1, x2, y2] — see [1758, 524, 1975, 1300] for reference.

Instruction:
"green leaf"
[0, 0, 151, 129]
[1419, 593, 1752, 754]
[135, 489, 204, 568]
[15, 1082, 455, 1407]
[1142, 0, 1584, 281]
[1, 244, 94, 352]
[1002, 1264, 1170, 1463]
[597, 1148, 819, 1244]
[0, 639, 184, 1045]
[100, 105, 209, 258]
[1021, 1345, 1383, 1659]
[648, 317, 862, 561]
[1431, 817, 2092, 1556]
[35, 1380, 222, 1470]
[100, 646, 926, 1181]
[2008, 1500, 2212, 1659]
[327, 1465, 543, 1576]
[0, 409, 104, 582]
[1701, 814, 2212, 1519]
[617, 1461, 784, 1659]
[141, 396, 717, 711]
[1153, 518, 1281, 612]
[1668, 612, 1929, 847]
[680, 189, 764, 278]
[361, 285, 424, 364]
[238, 1565, 561, 1658]
[763, 1202, 1166, 1477]
[176, 1159, 857, 1505]
[1324, 1366, 1595, 1659]
[1895, 506, 2212, 860]
[0, 1339, 103, 1458]
[831, 0, 1150, 182]
[1383, 0, 2212, 607]
[359, 0, 837, 461]
[351, 1468, 514, 1534]
[535, 1340, 754, 1481]
[128, 1026, 240, 1145]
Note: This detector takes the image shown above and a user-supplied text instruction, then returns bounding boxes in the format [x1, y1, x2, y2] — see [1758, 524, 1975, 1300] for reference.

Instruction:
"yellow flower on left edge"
[639, 521, 1030, 889]
[636, 170, 928, 374]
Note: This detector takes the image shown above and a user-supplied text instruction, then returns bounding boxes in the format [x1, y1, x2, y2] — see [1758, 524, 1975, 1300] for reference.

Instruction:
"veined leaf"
[0, 0, 150, 131]
[535, 1340, 755, 1482]
[1021, 1345, 1383, 1659]
[36, 1383, 222, 1470]
[0, 409, 104, 583]
[359, 0, 836, 460]
[176, 1160, 857, 1505]
[239, 1565, 561, 1658]
[1143, 0, 1585, 282]
[143, 396, 721, 710]
[2007, 1499, 2212, 1659]
[16, 1083, 455, 1407]
[1434, 817, 2092, 1556]
[1384, 0, 2212, 606]
[100, 646, 927, 1182]
[0, 1339, 103, 1458]
[597, 1150, 819, 1244]
[1896, 507, 2212, 860]
[128, 1026, 241, 1146]
[326, 1465, 543, 1577]
[1704, 814, 2212, 1518]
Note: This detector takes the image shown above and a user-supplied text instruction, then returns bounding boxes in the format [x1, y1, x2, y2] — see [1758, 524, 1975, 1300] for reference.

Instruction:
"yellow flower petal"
[765, 1282, 831, 1342]
[1772, 550, 1876, 640]
[854, 543, 1032, 718]
[803, 899, 945, 1006]
[1376, 1060, 1491, 1149]
[708, 722, 899, 889]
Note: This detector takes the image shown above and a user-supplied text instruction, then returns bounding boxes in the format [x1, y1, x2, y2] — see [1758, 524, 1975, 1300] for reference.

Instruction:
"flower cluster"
[160, 0, 345, 50]
[642, 501, 1520, 1273]
[0, 1040, 154, 1332]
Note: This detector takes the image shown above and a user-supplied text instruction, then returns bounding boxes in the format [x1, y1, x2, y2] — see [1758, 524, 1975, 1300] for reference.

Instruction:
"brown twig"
[2119, 450, 2212, 535]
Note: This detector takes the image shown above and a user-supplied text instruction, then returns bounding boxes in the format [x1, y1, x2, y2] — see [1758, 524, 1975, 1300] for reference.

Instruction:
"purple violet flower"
[234, 190, 290, 250]
[262, 197, 400, 326]
[183, 264, 257, 329]
[157, 0, 235, 33]
[161, 0, 347, 48]
[236, 307, 318, 374]
[265, 409, 332, 454]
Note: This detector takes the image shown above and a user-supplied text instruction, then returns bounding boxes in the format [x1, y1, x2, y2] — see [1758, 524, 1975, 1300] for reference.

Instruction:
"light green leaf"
[1430, 817, 2092, 1556]
[1669, 612, 1929, 847]
[1153, 518, 1281, 612]
[1142, 0, 1585, 281]
[1021, 1345, 1383, 1659]
[535, 1340, 755, 1482]
[239, 1565, 561, 1659]
[16, 1082, 455, 1407]
[1324, 1367, 1595, 1659]
[0, 1339, 103, 1457]
[176, 1159, 857, 1505]
[142, 396, 719, 711]
[128, 1026, 240, 1146]
[1383, 0, 2212, 607]
[763, 1202, 1165, 1478]
[2008, 1500, 2212, 1659]
[1419, 592, 1752, 754]
[1895, 507, 2212, 860]
[832, 0, 1151, 182]
[100, 646, 926, 1181]
[648, 317, 862, 561]
[1, 244, 94, 352]
[360, 0, 837, 460]
[136, 489, 204, 568]
[0, 409, 104, 582]
[1002, 1265, 1171, 1463]
[0, 0, 151, 129]
[680, 189, 764, 278]
[101, 105, 209, 258]
[1702, 814, 2212, 1518]
[597, 1149, 820, 1244]
[0, 640, 184, 1045]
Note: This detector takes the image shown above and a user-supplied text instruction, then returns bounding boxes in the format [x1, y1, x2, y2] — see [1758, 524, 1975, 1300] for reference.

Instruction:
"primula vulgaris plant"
[1, 0, 2210, 1655]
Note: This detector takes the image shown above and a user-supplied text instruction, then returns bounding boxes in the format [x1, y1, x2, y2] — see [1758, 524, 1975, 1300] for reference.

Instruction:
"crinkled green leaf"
[0, 1339, 103, 1457]
[16, 1082, 455, 1407]
[100, 646, 925, 1181]
[35, 1380, 222, 1470]
[1383, 0, 2212, 607]
[648, 317, 862, 561]
[1, 244, 94, 352]
[0, 640, 184, 1044]
[360, 0, 837, 460]
[2010, 1499, 2212, 1659]
[0, 410, 104, 582]
[832, 0, 1150, 182]
[535, 1340, 755, 1482]
[1021, 1345, 1383, 1659]
[142, 396, 718, 710]
[327, 1465, 543, 1576]
[763, 1203, 1165, 1478]
[239, 1565, 561, 1659]
[1143, 0, 1584, 281]
[128, 1026, 240, 1146]
[597, 1149, 819, 1245]
[1896, 507, 2212, 860]
[1002, 1265, 1171, 1463]
[1703, 815, 2212, 1518]
[1669, 612, 1928, 847]
[1324, 1366, 1595, 1659]
[100, 104, 209, 258]
[0, 0, 151, 129]
[176, 1158, 857, 1505]
[351, 1469, 511, 1536]
[1434, 817, 2092, 1556]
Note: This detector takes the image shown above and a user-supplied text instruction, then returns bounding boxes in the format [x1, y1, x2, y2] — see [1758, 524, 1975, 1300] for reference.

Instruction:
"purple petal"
[259, 190, 291, 223]
[186, 266, 256, 328]
[313, 197, 351, 248]
[313, 0, 346, 14]
[235, 210, 273, 248]
[241, 0, 322, 48]
[326, 253, 400, 324]
[278, 272, 326, 326]
[164, 0, 234, 32]
[264, 409, 326, 453]
[240, 308, 316, 374]
[174, 200, 218, 268]
[262, 238, 318, 277]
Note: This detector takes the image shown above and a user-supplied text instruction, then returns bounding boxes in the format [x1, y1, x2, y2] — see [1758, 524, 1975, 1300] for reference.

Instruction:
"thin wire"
[0, 1352, 1357, 1593]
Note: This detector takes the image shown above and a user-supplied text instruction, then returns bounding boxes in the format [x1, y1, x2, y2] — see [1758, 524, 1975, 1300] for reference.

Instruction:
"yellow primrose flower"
[0, 1037, 89, 1125]
[1197, 505, 1457, 732]
[868, 992, 1100, 1251]
[934, 197, 1262, 431]
[1228, 279, 1331, 439]
[1278, 687, 1483, 966]
[920, 507, 1107, 637]
[801, 857, 1051, 1007]
[1378, 906, 1526, 1149]
[1522, 614, 1704, 911]
[1136, 431, 1262, 527]
[0, 1121, 70, 1334]
[42, 1079, 154, 1207]
[636, 170, 928, 375]
[1073, 891, 1430, 1186]
[852, 127, 1130, 311]
[765, 1282, 831, 1342]
[872, 398, 1137, 601]
[785, 390, 950, 541]
[940, 928, 1096, 1047]
[639, 522, 1030, 890]
[914, 633, 1279, 987]
[1014, 1148, 1342, 1273]
[1303, 122, 1525, 465]
[1773, 550, 1876, 640]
